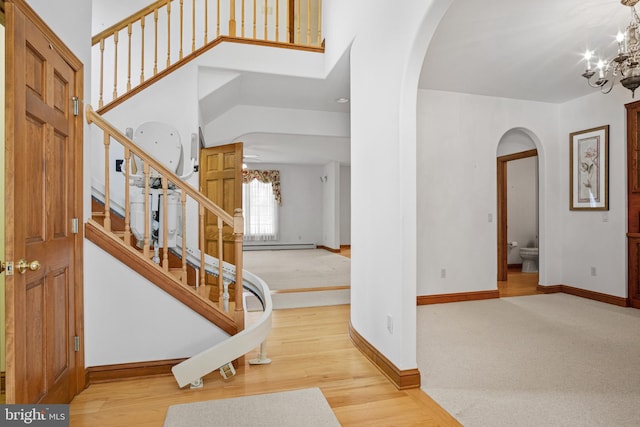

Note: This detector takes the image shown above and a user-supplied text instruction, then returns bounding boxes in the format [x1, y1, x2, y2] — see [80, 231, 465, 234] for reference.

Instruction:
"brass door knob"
[17, 259, 41, 274]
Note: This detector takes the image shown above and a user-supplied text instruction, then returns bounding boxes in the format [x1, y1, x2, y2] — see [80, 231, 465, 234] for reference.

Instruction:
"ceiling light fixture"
[582, 0, 640, 97]
[335, 97, 349, 104]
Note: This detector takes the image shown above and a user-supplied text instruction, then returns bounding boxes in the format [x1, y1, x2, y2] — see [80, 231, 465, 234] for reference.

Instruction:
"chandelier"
[582, 0, 640, 97]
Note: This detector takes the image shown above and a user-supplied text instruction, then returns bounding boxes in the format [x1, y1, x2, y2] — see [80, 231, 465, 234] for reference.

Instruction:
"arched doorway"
[497, 129, 539, 295]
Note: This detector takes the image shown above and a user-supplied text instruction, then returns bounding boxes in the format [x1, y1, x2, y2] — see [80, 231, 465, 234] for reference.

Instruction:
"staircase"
[92, 0, 323, 113]
[87, 0, 324, 387]
[86, 106, 273, 388]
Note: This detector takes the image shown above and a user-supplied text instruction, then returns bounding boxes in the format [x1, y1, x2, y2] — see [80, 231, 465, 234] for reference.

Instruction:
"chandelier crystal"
[582, 0, 640, 97]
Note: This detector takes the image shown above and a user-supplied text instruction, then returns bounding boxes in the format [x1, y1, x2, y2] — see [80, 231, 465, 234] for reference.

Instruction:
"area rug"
[163, 388, 340, 427]
[417, 293, 640, 427]
[243, 249, 350, 290]
[243, 249, 350, 309]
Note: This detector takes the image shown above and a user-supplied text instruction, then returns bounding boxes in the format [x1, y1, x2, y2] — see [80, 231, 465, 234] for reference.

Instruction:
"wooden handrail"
[86, 106, 234, 225]
[92, 0, 172, 45]
[86, 105, 243, 319]
[92, 0, 323, 110]
[86, 115, 274, 388]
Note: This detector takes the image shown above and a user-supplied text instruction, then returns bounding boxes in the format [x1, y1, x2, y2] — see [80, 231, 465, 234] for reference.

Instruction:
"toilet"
[519, 247, 539, 273]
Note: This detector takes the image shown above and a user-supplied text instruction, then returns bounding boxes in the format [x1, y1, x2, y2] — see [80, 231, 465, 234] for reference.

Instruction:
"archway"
[496, 128, 541, 294]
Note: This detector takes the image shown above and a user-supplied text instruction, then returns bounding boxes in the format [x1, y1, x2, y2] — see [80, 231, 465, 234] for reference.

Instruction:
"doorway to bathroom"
[497, 144, 539, 297]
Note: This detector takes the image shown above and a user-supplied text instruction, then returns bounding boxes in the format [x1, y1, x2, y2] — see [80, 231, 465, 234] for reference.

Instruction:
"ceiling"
[241, 0, 634, 165]
[420, 0, 631, 102]
[223, 50, 351, 166]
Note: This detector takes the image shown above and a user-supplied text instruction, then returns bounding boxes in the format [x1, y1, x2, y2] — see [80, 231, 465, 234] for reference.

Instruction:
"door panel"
[626, 101, 640, 308]
[200, 143, 242, 292]
[5, 0, 83, 403]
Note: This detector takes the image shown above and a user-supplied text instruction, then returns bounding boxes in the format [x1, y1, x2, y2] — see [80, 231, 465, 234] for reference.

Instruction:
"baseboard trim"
[535, 284, 563, 294]
[317, 245, 340, 253]
[348, 322, 421, 390]
[537, 284, 629, 307]
[86, 358, 186, 384]
[417, 290, 500, 305]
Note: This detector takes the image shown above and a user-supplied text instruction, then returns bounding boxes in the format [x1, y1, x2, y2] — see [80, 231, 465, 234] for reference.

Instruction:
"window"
[242, 170, 281, 241]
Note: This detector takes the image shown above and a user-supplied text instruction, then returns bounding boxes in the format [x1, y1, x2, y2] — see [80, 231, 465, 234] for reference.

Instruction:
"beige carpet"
[243, 249, 350, 309]
[417, 293, 640, 426]
[243, 249, 350, 290]
[163, 388, 340, 427]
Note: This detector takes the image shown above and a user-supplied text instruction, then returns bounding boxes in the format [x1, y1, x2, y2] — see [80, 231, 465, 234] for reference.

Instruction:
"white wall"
[205, 105, 350, 147]
[84, 242, 229, 366]
[322, 0, 357, 75]
[92, 0, 150, 32]
[243, 163, 324, 247]
[340, 165, 351, 245]
[558, 88, 629, 297]
[322, 161, 340, 249]
[417, 86, 630, 299]
[349, 0, 452, 372]
[417, 90, 559, 295]
[498, 128, 537, 156]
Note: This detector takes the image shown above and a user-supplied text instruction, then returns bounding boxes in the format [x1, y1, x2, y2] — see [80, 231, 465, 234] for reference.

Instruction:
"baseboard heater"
[243, 243, 317, 251]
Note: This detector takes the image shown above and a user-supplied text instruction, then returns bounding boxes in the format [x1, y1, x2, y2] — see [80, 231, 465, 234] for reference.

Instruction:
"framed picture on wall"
[569, 125, 609, 211]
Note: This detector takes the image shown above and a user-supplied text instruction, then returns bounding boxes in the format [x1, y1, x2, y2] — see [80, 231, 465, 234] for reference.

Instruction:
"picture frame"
[569, 125, 609, 211]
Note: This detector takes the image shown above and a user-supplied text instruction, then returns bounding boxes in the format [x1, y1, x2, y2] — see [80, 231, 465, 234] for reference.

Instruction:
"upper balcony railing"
[92, 0, 323, 112]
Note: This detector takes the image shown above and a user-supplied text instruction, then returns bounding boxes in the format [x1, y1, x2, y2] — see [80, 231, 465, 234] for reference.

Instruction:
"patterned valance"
[242, 169, 282, 205]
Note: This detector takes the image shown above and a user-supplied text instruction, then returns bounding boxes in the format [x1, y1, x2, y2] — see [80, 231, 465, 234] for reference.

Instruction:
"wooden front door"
[5, 0, 84, 403]
[200, 143, 242, 294]
[626, 100, 640, 308]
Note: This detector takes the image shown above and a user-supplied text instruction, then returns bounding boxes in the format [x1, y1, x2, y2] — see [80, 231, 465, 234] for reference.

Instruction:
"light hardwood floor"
[2, 255, 536, 422]
[69, 304, 460, 426]
[498, 268, 540, 297]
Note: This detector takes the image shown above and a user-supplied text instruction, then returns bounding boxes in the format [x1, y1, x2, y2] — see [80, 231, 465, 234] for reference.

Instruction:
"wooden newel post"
[229, 0, 237, 37]
[233, 208, 244, 331]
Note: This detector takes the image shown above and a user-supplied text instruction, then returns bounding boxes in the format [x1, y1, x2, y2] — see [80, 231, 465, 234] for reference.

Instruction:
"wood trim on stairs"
[97, 36, 324, 115]
[85, 219, 237, 335]
[536, 284, 629, 307]
[417, 290, 500, 305]
[317, 245, 350, 253]
[91, 198, 197, 285]
[86, 358, 186, 384]
[348, 322, 421, 390]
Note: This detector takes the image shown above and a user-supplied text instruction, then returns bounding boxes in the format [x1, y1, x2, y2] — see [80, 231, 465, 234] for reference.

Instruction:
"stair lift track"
[90, 189, 272, 388]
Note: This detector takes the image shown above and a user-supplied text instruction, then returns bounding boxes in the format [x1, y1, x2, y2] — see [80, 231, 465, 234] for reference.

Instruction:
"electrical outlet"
[590, 266, 597, 276]
[441, 268, 447, 279]
[386, 314, 393, 334]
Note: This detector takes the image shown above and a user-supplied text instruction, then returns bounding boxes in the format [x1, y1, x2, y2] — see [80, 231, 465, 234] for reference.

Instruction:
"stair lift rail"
[86, 105, 272, 388]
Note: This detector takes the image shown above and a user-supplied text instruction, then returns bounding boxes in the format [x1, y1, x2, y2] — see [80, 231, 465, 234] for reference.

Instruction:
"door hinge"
[71, 218, 79, 234]
[74, 336, 80, 352]
[72, 97, 79, 116]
